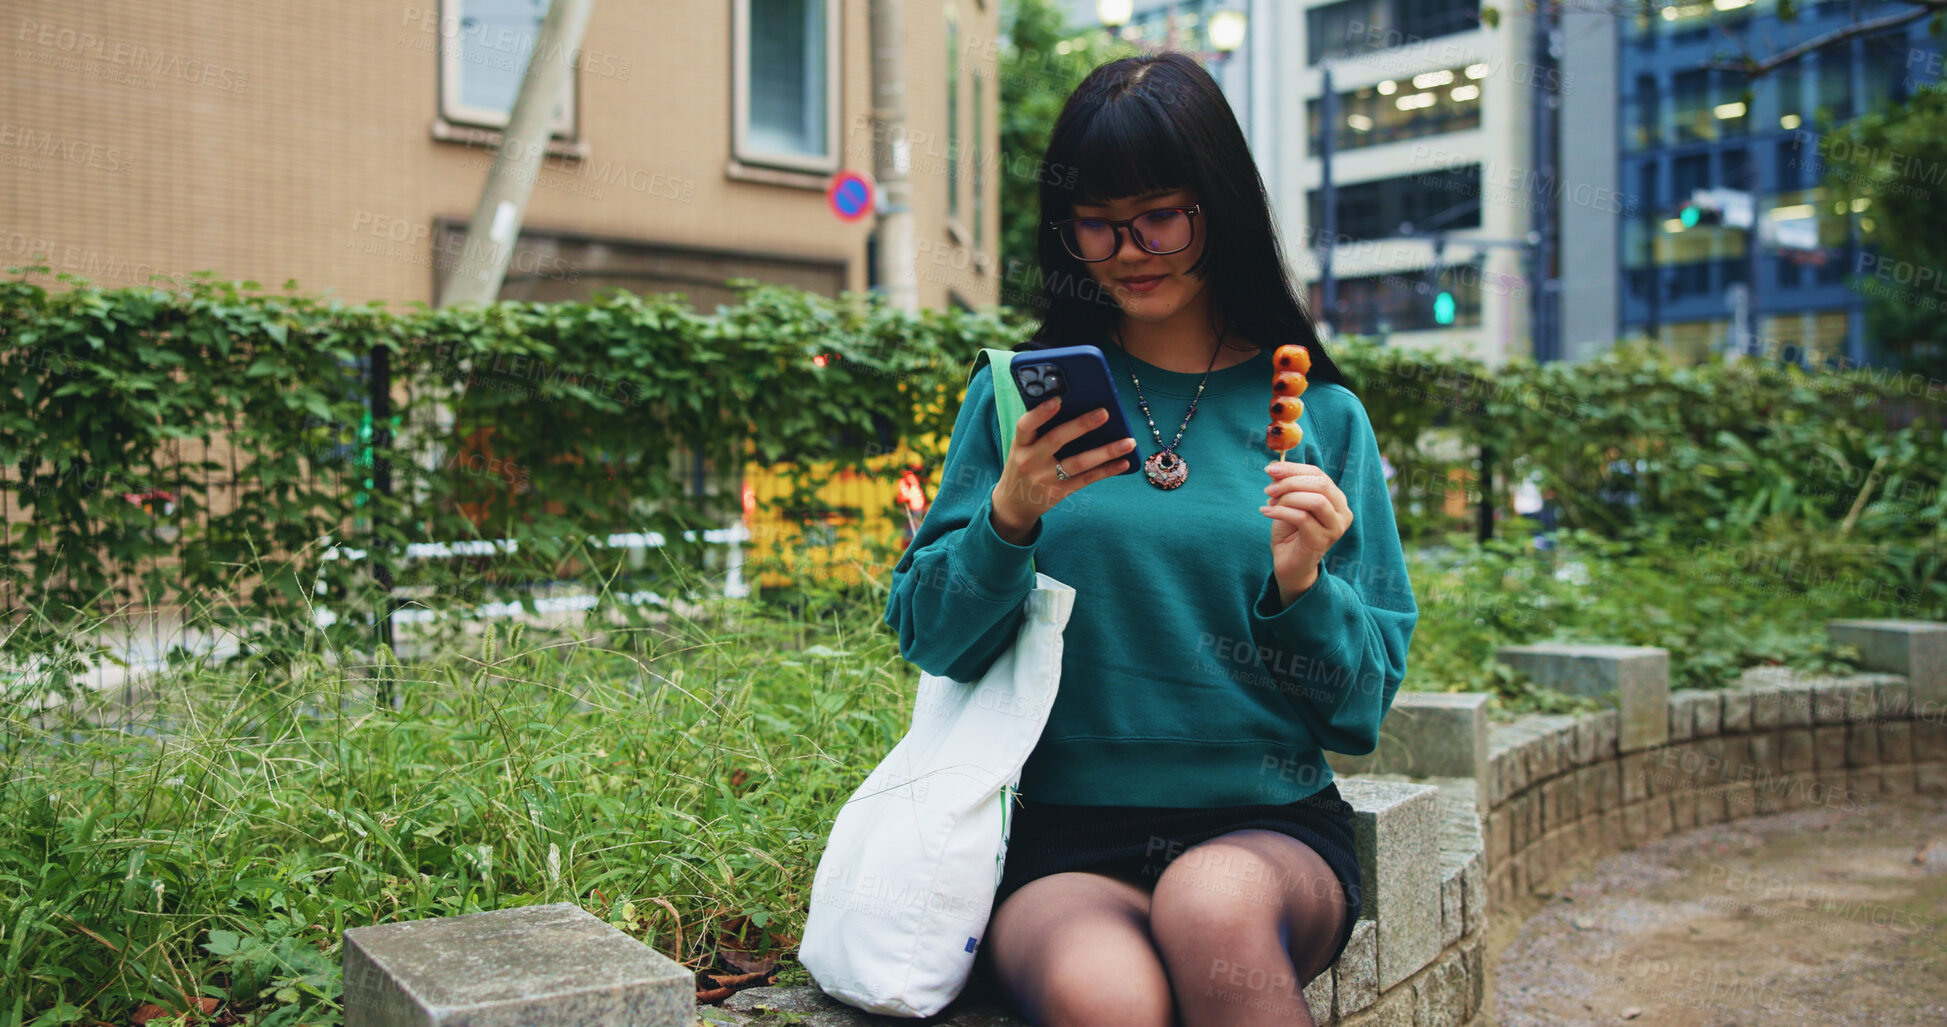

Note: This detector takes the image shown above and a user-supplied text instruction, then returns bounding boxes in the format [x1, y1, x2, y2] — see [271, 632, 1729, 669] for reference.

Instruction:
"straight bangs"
[1049, 98, 1198, 213]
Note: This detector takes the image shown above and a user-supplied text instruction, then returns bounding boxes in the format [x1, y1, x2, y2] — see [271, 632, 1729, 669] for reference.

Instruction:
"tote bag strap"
[971, 347, 1034, 576]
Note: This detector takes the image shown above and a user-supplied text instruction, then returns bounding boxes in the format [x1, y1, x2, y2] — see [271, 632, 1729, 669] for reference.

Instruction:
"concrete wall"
[0, 0, 1001, 311]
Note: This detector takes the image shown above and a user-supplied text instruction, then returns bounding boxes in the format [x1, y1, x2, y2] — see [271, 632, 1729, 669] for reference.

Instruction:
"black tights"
[979, 829, 1348, 1027]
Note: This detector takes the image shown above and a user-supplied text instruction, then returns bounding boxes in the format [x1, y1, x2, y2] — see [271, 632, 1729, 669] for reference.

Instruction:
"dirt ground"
[1485, 792, 1947, 1027]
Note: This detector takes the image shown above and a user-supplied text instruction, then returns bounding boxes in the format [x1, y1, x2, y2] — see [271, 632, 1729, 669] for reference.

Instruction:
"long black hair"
[1015, 51, 1349, 391]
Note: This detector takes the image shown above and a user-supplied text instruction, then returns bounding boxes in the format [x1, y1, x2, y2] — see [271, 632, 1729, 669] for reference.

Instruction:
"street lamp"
[1207, 8, 1246, 52]
[1097, 0, 1133, 30]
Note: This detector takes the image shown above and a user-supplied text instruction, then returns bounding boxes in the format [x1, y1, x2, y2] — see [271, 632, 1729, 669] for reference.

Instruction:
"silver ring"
[1054, 459, 1070, 481]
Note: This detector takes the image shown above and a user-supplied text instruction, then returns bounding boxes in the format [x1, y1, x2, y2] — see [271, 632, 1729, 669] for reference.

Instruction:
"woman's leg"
[985, 868, 1177, 1027]
[1145, 829, 1348, 1027]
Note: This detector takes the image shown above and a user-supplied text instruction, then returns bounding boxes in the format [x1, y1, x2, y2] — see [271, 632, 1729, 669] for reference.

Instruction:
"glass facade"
[1616, 0, 1941, 361]
[1308, 166, 1481, 241]
[1308, 65, 1484, 152]
[1307, 0, 1481, 64]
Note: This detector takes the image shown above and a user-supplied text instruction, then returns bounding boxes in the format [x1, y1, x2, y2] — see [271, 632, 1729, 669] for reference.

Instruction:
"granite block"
[1749, 687, 1783, 731]
[1826, 620, 1947, 708]
[1812, 679, 1850, 725]
[1669, 789, 1697, 831]
[1916, 715, 1947, 761]
[1875, 678, 1914, 721]
[1573, 717, 1598, 766]
[1460, 853, 1484, 937]
[1305, 966, 1337, 1026]
[1778, 680, 1816, 728]
[1340, 778, 1442, 990]
[1749, 732, 1780, 776]
[1333, 692, 1493, 792]
[1694, 784, 1726, 826]
[1333, 919, 1378, 1015]
[1719, 689, 1752, 734]
[1815, 725, 1850, 771]
[1495, 644, 1669, 752]
[1646, 795, 1674, 839]
[1779, 728, 1816, 773]
[1619, 752, 1648, 805]
[1881, 720, 1914, 764]
[1575, 765, 1601, 822]
[1440, 869, 1463, 947]
[1593, 710, 1620, 761]
[1916, 761, 1947, 795]
[1847, 722, 1881, 768]
[1623, 802, 1648, 846]
[342, 903, 693, 1027]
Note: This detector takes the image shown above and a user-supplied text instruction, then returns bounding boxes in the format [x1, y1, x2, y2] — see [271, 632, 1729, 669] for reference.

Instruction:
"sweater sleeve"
[881, 361, 1042, 681]
[1246, 387, 1419, 755]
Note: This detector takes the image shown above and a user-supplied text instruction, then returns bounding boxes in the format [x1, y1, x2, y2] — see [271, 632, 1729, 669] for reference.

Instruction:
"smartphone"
[1008, 345, 1142, 476]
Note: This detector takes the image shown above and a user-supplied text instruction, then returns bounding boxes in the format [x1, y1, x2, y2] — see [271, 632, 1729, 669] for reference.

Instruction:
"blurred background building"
[0, 0, 1002, 312]
[1058, 0, 1943, 369]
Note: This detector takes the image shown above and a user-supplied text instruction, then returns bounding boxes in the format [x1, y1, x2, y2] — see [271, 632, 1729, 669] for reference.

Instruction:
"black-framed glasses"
[1047, 204, 1201, 263]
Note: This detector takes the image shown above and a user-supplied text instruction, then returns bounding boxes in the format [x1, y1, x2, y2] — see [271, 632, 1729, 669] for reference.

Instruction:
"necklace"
[1114, 323, 1226, 491]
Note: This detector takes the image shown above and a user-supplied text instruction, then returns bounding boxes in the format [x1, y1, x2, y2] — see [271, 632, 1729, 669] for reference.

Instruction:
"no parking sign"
[827, 170, 875, 222]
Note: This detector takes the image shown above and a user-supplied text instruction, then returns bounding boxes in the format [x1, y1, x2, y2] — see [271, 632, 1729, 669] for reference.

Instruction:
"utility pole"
[871, 0, 918, 312]
[1318, 63, 1337, 332]
[443, 0, 596, 307]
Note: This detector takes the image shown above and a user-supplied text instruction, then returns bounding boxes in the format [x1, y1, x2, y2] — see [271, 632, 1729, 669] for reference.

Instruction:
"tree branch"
[1703, 2, 1944, 78]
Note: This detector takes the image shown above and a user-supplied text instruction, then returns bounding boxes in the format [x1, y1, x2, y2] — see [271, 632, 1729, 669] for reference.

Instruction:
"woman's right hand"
[989, 396, 1138, 542]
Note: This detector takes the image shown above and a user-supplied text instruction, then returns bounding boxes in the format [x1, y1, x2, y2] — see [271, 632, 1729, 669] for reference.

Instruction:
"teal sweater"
[881, 335, 1419, 808]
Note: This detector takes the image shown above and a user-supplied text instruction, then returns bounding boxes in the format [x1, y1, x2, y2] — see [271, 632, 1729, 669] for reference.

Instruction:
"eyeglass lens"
[1061, 209, 1193, 261]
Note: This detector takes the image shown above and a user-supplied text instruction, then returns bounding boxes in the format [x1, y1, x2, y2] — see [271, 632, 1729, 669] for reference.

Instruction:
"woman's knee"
[1148, 831, 1345, 975]
[986, 872, 1173, 1026]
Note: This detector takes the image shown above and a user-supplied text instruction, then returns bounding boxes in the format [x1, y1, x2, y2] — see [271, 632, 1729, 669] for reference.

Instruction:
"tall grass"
[1, 565, 916, 1026]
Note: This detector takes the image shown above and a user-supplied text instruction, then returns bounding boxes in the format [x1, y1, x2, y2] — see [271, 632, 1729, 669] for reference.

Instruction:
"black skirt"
[982, 782, 1364, 974]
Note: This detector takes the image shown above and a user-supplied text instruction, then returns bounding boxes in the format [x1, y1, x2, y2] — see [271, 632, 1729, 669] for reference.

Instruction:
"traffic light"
[1432, 290, 1457, 326]
[1678, 201, 1722, 228]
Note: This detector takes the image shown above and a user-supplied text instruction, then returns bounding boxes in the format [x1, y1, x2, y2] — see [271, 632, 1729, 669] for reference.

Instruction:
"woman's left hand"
[1260, 460, 1353, 607]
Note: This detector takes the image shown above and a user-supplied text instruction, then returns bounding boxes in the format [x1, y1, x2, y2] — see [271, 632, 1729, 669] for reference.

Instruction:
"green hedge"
[5, 266, 1943, 670]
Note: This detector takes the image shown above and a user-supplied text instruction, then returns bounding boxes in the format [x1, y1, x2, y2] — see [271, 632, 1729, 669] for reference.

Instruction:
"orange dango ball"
[1266, 420, 1303, 451]
[1272, 371, 1307, 397]
[1270, 396, 1304, 421]
[1274, 344, 1312, 374]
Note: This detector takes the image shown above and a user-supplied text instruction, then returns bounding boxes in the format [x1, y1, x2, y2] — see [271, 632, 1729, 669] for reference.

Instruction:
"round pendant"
[1144, 448, 1188, 490]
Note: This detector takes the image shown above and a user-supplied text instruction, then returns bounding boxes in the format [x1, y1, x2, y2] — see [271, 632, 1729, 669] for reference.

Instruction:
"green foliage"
[998, 0, 1144, 290]
[1821, 82, 1947, 378]
[0, 268, 1033, 698]
[1332, 336, 1947, 615]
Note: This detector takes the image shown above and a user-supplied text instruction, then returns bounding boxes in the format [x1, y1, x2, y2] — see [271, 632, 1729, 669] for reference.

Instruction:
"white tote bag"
[800, 348, 1072, 1016]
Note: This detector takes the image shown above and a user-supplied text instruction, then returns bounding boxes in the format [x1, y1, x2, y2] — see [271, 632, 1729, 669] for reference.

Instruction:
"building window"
[1308, 65, 1484, 152]
[439, 0, 577, 135]
[947, 3, 961, 222]
[1307, 0, 1480, 65]
[1308, 166, 1481, 242]
[1624, 74, 1658, 152]
[734, 0, 841, 173]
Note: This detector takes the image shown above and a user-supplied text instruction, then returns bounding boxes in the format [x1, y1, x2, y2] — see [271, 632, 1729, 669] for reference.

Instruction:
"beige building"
[1, 0, 1002, 312]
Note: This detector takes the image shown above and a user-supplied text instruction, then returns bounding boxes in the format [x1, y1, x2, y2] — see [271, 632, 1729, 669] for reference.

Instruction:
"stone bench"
[342, 903, 694, 1026]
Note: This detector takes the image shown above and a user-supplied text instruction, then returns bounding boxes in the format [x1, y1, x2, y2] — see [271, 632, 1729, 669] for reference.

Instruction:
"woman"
[882, 52, 1418, 1027]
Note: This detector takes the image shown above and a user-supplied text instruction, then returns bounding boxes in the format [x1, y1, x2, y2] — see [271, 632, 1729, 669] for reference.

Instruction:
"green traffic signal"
[1432, 290, 1456, 326]
[1680, 204, 1700, 228]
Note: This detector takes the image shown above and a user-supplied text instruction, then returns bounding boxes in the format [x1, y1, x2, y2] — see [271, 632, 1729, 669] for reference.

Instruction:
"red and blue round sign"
[827, 170, 875, 222]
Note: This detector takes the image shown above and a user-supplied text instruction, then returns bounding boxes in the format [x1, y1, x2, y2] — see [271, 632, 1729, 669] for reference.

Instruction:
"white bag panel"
[800, 572, 1073, 1017]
